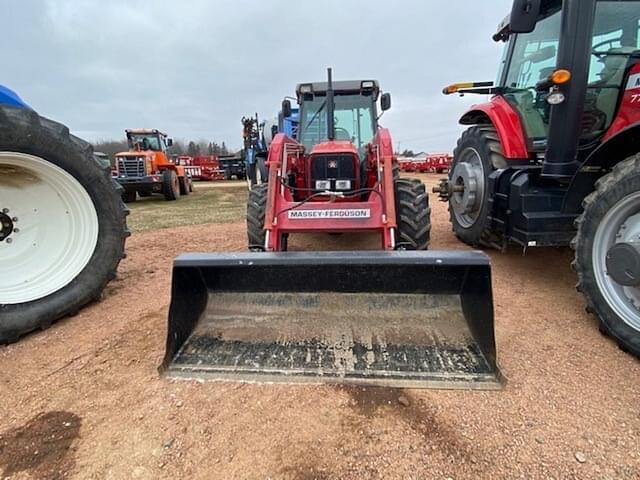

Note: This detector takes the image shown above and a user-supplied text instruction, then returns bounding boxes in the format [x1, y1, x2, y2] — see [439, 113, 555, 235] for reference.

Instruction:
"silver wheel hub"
[451, 148, 485, 228]
[593, 192, 640, 331]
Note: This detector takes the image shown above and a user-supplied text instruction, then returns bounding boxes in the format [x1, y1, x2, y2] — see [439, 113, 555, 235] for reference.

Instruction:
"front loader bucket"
[161, 251, 503, 389]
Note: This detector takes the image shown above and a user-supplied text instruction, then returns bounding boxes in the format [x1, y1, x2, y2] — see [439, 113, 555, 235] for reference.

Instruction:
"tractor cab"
[281, 75, 391, 197]
[495, 0, 640, 157]
[126, 129, 173, 153]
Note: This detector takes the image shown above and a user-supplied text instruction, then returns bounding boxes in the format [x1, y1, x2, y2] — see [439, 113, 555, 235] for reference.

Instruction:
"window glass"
[299, 95, 375, 155]
[582, 1, 640, 140]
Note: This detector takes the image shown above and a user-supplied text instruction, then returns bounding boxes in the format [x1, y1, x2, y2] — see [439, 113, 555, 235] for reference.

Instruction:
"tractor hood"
[309, 140, 359, 156]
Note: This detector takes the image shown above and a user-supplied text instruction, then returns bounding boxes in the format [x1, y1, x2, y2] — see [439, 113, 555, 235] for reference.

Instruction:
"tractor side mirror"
[510, 0, 541, 33]
[282, 99, 292, 118]
[167, 138, 174, 147]
[381, 93, 391, 111]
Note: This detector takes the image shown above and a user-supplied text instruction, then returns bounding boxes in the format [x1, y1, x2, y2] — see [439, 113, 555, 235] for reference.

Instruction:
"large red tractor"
[436, 0, 640, 356]
[161, 70, 502, 390]
[247, 69, 431, 251]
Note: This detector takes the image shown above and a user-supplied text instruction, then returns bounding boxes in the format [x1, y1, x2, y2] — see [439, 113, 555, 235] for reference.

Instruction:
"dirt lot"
[1, 174, 639, 479]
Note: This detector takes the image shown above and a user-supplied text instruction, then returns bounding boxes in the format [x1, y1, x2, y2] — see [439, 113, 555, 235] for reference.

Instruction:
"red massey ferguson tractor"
[435, 0, 640, 356]
[246, 69, 431, 251]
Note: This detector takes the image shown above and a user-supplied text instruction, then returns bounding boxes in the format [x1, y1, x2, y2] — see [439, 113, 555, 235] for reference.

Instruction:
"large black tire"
[247, 184, 267, 250]
[449, 126, 504, 247]
[394, 177, 431, 250]
[138, 191, 151, 198]
[0, 105, 128, 343]
[162, 169, 180, 201]
[573, 155, 640, 357]
[178, 175, 190, 196]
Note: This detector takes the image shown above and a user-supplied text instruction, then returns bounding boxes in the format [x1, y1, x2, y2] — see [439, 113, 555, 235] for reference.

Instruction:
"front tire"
[162, 170, 180, 201]
[247, 184, 267, 250]
[179, 175, 190, 196]
[573, 155, 640, 357]
[449, 126, 503, 247]
[394, 178, 431, 250]
[122, 191, 137, 203]
[0, 105, 128, 343]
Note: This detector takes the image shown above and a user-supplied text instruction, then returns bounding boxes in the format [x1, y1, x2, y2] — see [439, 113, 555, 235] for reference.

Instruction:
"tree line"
[92, 139, 234, 159]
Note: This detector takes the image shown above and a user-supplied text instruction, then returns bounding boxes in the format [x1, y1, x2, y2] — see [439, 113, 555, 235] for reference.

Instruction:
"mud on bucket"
[161, 251, 503, 389]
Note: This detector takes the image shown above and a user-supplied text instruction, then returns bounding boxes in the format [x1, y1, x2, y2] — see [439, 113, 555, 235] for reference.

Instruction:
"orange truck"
[113, 129, 192, 202]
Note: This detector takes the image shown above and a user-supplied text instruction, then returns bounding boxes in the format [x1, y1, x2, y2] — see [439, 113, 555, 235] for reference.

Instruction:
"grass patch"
[126, 184, 247, 233]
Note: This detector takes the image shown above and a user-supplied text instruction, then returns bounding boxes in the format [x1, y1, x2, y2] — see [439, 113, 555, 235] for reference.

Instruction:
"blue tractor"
[0, 85, 127, 343]
[243, 107, 299, 188]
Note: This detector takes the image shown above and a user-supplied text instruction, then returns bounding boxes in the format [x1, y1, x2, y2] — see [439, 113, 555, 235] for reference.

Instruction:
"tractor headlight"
[335, 180, 351, 190]
[299, 84, 313, 94]
[547, 91, 566, 105]
[315, 180, 331, 190]
[361, 81, 375, 89]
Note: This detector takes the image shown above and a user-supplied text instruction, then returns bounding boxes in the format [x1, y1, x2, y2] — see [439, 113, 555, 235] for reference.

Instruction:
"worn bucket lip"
[173, 250, 491, 268]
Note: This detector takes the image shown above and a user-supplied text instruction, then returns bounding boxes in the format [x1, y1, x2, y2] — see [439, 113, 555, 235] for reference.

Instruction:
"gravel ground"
[1, 174, 639, 479]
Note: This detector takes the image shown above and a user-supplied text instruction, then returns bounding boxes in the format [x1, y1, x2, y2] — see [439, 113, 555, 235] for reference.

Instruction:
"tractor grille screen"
[311, 155, 356, 189]
[118, 157, 145, 178]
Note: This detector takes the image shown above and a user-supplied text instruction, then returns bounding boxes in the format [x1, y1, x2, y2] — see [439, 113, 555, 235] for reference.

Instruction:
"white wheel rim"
[0, 152, 99, 304]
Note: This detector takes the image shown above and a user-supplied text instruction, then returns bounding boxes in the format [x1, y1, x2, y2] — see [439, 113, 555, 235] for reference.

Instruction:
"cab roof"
[126, 128, 168, 137]
[295, 80, 380, 100]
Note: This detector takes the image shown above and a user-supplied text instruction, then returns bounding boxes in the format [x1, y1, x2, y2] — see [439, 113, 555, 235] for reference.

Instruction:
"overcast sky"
[2, 0, 512, 152]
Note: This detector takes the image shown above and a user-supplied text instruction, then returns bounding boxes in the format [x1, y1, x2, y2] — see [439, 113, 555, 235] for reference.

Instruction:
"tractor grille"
[117, 157, 145, 178]
[310, 154, 356, 189]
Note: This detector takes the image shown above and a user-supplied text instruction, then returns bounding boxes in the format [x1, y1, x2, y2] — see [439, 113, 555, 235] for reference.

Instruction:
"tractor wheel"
[138, 191, 151, 198]
[573, 154, 640, 357]
[247, 183, 267, 250]
[178, 176, 190, 196]
[123, 191, 137, 203]
[394, 177, 431, 250]
[0, 104, 128, 344]
[448, 126, 504, 247]
[162, 170, 180, 201]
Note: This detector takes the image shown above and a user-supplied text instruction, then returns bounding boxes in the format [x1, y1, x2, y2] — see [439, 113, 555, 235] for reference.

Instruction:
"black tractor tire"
[0, 104, 128, 344]
[162, 169, 180, 201]
[178, 175, 190, 196]
[573, 154, 640, 357]
[138, 191, 151, 198]
[247, 183, 267, 250]
[394, 177, 431, 250]
[123, 191, 137, 203]
[449, 126, 504, 247]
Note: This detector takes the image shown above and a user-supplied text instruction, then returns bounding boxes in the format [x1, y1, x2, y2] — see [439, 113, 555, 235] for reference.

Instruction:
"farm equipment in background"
[178, 155, 226, 181]
[113, 129, 193, 202]
[242, 114, 269, 187]
[161, 69, 502, 390]
[244, 107, 300, 189]
[0, 85, 127, 343]
[218, 153, 246, 180]
[425, 153, 452, 173]
[398, 157, 415, 172]
[436, 0, 640, 357]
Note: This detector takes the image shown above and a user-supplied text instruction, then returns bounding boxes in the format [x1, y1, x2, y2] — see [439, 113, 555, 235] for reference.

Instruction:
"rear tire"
[162, 170, 180, 201]
[573, 154, 640, 357]
[0, 105, 128, 343]
[449, 126, 503, 247]
[394, 178, 431, 250]
[138, 191, 151, 198]
[247, 184, 267, 250]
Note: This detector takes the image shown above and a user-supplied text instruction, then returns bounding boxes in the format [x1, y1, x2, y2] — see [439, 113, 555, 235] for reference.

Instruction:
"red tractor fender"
[459, 96, 530, 160]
